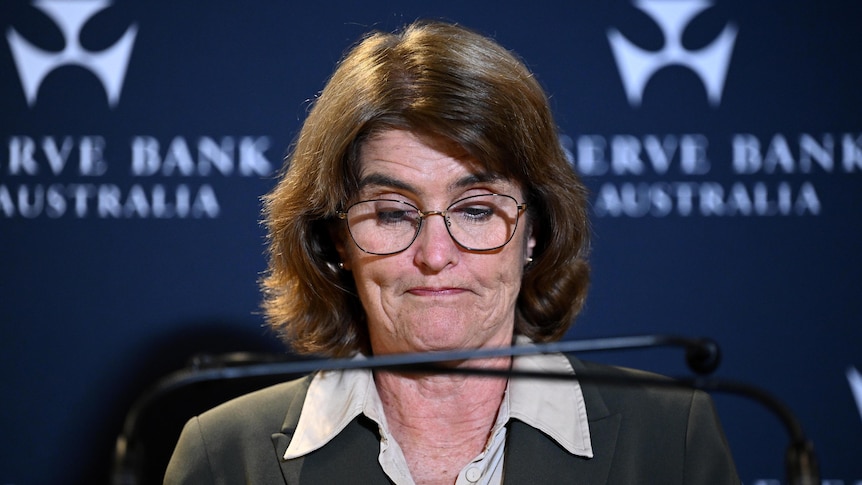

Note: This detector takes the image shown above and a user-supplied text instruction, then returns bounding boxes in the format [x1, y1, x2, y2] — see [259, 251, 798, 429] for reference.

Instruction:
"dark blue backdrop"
[2, 1, 860, 483]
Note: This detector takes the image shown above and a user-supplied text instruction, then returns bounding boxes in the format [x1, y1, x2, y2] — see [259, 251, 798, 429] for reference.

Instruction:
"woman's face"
[335, 129, 535, 355]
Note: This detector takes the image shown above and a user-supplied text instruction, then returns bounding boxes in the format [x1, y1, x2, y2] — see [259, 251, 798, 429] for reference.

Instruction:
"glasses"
[337, 194, 527, 255]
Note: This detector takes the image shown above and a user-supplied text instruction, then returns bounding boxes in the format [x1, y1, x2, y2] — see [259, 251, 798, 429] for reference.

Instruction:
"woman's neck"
[373, 356, 510, 485]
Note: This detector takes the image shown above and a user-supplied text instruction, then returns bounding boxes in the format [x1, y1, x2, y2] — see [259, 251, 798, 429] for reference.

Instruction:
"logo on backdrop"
[576, 1, 861, 218]
[607, 0, 738, 107]
[2, 2, 274, 220]
[6, 0, 138, 107]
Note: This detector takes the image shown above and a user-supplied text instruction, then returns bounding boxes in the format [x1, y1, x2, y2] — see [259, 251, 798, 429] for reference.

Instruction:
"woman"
[165, 21, 739, 484]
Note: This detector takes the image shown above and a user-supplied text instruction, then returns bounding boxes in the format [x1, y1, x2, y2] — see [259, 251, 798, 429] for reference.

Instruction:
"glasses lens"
[345, 199, 420, 254]
[446, 194, 520, 250]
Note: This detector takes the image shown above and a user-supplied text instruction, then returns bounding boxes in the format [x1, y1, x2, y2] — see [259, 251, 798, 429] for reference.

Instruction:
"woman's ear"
[524, 217, 537, 261]
[329, 223, 351, 270]
[524, 233, 536, 266]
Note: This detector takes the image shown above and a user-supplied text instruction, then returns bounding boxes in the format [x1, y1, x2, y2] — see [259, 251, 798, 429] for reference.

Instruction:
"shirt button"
[465, 467, 482, 482]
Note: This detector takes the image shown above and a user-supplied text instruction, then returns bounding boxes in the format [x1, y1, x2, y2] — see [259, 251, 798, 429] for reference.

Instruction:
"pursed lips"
[406, 286, 468, 297]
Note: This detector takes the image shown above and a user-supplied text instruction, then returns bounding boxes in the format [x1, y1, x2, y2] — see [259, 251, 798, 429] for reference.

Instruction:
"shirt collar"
[283, 355, 378, 459]
[507, 339, 593, 457]
[283, 342, 593, 460]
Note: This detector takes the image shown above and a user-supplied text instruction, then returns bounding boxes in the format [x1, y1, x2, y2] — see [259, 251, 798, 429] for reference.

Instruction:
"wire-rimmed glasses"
[337, 193, 527, 255]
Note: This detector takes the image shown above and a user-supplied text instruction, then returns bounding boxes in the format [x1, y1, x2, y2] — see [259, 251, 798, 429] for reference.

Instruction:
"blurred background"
[1, 1, 860, 483]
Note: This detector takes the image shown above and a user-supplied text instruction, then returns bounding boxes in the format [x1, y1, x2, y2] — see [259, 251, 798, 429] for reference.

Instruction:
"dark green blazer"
[164, 357, 740, 484]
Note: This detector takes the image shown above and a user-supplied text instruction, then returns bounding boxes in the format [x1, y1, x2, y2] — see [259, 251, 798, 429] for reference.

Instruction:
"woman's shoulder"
[568, 356, 709, 414]
[165, 375, 315, 483]
[194, 374, 313, 432]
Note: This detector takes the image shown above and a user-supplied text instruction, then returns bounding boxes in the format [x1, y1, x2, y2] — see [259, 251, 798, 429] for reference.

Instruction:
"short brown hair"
[262, 21, 590, 357]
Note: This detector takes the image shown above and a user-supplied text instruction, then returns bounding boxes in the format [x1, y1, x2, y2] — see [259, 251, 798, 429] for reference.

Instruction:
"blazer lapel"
[271, 376, 312, 484]
[503, 356, 622, 484]
[502, 414, 620, 484]
[272, 433, 303, 484]
[269, 375, 388, 484]
[273, 418, 389, 484]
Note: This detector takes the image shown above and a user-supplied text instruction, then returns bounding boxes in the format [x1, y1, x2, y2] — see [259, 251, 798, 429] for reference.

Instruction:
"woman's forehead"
[355, 129, 523, 192]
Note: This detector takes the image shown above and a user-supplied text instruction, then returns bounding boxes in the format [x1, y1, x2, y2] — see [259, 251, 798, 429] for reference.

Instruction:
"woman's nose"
[412, 213, 459, 270]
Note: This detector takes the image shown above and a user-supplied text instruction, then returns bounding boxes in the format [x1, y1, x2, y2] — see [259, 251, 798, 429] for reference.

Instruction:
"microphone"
[113, 334, 818, 485]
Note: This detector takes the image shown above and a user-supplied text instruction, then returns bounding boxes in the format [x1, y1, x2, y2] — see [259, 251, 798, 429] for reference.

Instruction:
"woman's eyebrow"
[450, 172, 503, 190]
[358, 171, 505, 194]
[358, 173, 417, 193]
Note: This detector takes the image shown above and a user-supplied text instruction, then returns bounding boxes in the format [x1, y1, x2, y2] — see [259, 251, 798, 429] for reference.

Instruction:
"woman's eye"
[375, 206, 420, 226]
[456, 206, 494, 221]
[377, 210, 409, 223]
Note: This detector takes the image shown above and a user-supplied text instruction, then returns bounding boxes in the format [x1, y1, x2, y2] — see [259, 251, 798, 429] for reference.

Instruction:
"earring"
[338, 262, 345, 270]
[525, 257, 533, 265]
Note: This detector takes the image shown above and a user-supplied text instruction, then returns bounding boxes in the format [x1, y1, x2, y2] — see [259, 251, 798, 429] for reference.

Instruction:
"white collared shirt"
[284, 342, 593, 485]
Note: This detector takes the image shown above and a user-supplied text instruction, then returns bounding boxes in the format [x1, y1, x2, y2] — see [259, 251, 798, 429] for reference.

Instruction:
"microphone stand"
[113, 335, 819, 485]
